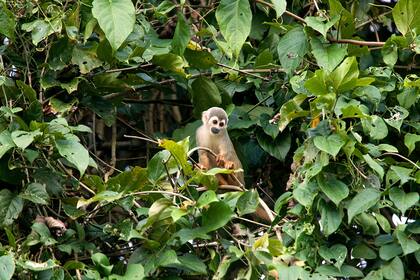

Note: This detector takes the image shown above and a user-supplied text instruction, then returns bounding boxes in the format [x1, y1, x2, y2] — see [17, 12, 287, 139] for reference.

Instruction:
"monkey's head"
[202, 107, 228, 136]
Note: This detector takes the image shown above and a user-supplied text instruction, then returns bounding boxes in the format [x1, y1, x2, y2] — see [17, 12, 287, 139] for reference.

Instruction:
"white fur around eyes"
[208, 116, 219, 124]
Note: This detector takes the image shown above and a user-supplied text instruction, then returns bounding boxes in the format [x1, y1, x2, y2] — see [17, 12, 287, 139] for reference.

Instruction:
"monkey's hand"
[216, 154, 235, 169]
[195, 163, 207, 170]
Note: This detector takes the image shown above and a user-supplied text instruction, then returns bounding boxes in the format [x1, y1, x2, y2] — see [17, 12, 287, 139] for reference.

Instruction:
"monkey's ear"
[202, 110, 209, 123]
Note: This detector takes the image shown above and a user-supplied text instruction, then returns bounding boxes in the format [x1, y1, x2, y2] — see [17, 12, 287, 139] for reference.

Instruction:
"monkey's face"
[207, 115, 227, 135]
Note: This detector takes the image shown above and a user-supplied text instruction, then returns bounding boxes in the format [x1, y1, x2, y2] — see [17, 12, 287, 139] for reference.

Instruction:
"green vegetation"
[0, 0, 419, 279]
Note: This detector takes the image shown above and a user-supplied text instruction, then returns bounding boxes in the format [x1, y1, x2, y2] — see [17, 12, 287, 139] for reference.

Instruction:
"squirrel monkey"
[196, 107, 244, 186]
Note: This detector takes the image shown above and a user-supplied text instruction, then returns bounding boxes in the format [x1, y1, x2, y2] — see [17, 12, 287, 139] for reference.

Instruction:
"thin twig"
[328, 37, 385, 47]
[217, 63, 270, 81]
[104, 124, 117, 182]
[131, 190, 193, 202]
[124, 134, 159, 145]
[380, 152, 420, 169]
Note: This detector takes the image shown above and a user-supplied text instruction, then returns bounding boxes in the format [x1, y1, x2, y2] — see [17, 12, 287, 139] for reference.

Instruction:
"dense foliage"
[0, 0, 419, 279]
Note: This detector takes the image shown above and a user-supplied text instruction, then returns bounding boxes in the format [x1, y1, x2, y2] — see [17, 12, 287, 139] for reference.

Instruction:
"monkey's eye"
[212, 119, 218, 125]
[219, 121, 225, 127]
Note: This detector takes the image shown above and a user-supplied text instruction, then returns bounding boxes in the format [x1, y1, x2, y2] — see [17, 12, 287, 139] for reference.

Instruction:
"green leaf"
[202, 201, 233, 232]
[270, 0, 286, 18]
[184, 49, 217, 69]
[147, 150, 171, 184]
[380, 243, 403, 261]
[190, 77, 222, 118]
[215, 0, 252, 57]
[92, 0, 135, 50]
[11, 130, 41, 150]
[175, 254, 207, 274]
[395, 229, 420, 256]
[317, 173, 349, 206]
[159, 138, 191, 175]
[382, 37, 399, 67]
[20, 183, 49, 205]
[277, 27, 308, 74]
[152, 53, 187, 74]
[21, 19, 61, 45]
[384, 106, 409, 132]
[363, 115, 388, 140]
[109, 264, 144, 280]
[392, 0, 420, 36]
[313, 134, 345, 157]
[330, 56, 359, 92]
[55, 139, 89, 175]
[92, 252, 113, 276]
[0, 130, 15, 159]
[0, 255, 15, 280]
[389, 187, 418, 215]
[316, 264, 363, 278]
[256, 131, 291, 161]
[197, 190, 218, 208]
[347, 188, 381, 223]
[277, 94, 308, 131]
[375, 213, 391, 233]
[319, 244, 347, 269]
[310, 37, 347, 72]
[293, 180, 318, 208]
[404, 133, 420, 155]
[19, 260, 57, 271]
[305, 69, 329, 95]
[363, 154, 384, 179]
[171, 13, 190, 56]
[382, 257, 404, 280]
[0, 4, 15, 40]
[306, 15, 340, 38]
[352, 243, 377, 259]
[0, 189, 23, 226]
[356, 213, 380, 236]
[237, 190, 259, 216]
[328, 0, 355, 38]
[389, 166, 413, 185]
[319, 201, 343, 236]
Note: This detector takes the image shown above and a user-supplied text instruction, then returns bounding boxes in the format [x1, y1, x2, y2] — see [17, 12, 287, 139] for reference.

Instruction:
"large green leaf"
[328, 0, 355, 38]
[92, 0, 135, 50]
[317, 173, 349, 206]
[347, 188, 381, 223]
[319, 200, 343, 236]
[202, 201, 233, 232]
[0, 255, 15, 280]
[215, 0, 252, 57]
[313, 134, 345, 157]
[392, 0, 420, 36]
[256, 131, 291, 161]
[55, 139, 89, 175]
[270, 0, 286, 18]
[20, 183, 49, 205]
[306, 15, 340, 38]
[190, 77, 222, 118]
[382, 257, 404, 280]
[0, 189, 23, 226]
[404, 133, 420, 155]
[389, 187, 418, 215]
[310, 37, 347, 72]
[330, 56, 359, 92]
[171, 13, 190, 56]
[0, 4, 15, 39]
[395, 229, 420, 256]
[277, 27, 308, 74]
[319, 244, 347, 270]
[277, 94, 308, 131]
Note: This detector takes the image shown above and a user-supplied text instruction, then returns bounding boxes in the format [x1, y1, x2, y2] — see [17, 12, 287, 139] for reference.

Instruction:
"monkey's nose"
[211, 127, 220, 134]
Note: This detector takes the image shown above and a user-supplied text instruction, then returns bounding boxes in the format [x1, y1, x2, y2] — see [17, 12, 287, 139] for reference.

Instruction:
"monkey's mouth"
[211, 127, 220, 134]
